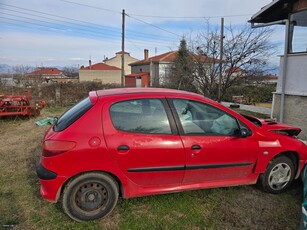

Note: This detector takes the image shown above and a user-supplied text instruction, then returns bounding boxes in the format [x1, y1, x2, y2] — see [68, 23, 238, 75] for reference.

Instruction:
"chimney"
[144, 49, 149, 61]
[89, 59, 92, 70]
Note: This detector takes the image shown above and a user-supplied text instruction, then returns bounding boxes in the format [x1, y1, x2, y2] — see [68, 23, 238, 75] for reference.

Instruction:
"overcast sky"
[0, 0, 284, 68]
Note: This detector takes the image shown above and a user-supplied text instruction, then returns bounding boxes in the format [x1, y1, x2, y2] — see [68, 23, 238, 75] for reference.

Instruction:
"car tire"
[62, 172, 119, 222]
[258, 155, 295, 194]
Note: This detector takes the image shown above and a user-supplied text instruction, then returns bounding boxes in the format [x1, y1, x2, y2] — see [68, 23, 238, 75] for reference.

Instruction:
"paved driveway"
[221, 102, 271, 116]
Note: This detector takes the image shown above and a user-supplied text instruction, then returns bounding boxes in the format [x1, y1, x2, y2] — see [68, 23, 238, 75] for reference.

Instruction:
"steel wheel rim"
[75, 182, 108, 212]
[268, 163, 291, 190]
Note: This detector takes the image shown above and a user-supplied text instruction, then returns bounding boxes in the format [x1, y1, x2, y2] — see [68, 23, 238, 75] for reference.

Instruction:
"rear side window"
[54, 97, 93, 132]
[110, 99, 172, 134]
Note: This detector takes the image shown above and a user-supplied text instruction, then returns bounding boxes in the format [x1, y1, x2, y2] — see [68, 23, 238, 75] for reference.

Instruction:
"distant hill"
[0, 64, 12, 74]
[0, 64, 79, 75]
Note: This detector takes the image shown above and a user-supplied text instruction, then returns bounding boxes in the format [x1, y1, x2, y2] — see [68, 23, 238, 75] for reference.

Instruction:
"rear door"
[103, 96, 185, 186]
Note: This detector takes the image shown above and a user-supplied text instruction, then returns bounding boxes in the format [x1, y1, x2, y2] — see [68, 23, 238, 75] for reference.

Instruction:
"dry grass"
[0, 107, 303, 229]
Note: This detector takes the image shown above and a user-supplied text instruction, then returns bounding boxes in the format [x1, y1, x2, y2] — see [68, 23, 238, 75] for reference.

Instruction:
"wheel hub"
[75, 182, 108, 211]
[268, 163, 291, 190]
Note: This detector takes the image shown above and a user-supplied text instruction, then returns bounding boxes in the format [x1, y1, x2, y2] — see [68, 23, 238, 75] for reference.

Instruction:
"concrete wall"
[272, 93, 307, 140]
[158, 63, 173, 85]
[278, 54, 307, 96]
[79, 70, 121, 84]
[131, 65, 150, 73]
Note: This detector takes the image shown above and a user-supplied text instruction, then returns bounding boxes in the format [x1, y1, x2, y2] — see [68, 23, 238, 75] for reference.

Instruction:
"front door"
[103, 97, 185, 186]
[170, 98, 259, 184]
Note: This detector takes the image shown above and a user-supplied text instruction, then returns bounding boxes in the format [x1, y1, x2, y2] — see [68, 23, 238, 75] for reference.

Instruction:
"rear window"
[54, 97, 93, 132]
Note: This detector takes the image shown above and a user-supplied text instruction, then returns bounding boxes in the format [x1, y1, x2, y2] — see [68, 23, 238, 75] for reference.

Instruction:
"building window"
[290, 10, 307, 53]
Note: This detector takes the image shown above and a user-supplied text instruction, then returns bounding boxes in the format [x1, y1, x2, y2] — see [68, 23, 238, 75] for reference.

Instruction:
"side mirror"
[240, 128, 249, 138]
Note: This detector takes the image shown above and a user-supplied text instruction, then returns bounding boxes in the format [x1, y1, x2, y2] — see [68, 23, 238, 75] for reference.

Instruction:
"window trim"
[289, 10, 307, 54]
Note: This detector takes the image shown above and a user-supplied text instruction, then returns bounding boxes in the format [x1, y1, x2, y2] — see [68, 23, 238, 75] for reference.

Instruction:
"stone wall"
[272, 93, 307, 140]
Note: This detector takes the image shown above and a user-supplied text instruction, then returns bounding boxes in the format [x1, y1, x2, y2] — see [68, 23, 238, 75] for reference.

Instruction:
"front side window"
[110, 99, 171, 134]
[173, 99, 239, 136]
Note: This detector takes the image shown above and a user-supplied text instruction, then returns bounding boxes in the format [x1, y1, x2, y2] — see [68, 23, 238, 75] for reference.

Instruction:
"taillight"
[43, 140, 76, 157]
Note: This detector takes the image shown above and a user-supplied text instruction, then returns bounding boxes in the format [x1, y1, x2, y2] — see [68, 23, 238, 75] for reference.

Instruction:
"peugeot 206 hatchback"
[36, 88, 307, 221]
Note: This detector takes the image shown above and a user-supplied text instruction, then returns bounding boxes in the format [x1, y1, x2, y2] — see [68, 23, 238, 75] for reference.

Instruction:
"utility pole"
[121, 9, 125, 87]
[218, 17, 224, 102]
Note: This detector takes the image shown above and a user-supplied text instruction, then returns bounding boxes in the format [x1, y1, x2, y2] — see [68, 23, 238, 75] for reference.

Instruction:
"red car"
[36, 88, 307, 221]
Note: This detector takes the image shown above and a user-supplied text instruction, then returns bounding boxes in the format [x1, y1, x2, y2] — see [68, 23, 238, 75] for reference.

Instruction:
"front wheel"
[62, 172, 119, 222]
[258, 155, 295, 194]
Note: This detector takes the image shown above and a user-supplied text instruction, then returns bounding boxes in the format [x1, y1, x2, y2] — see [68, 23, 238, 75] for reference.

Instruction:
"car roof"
[95, 87, 203, 98]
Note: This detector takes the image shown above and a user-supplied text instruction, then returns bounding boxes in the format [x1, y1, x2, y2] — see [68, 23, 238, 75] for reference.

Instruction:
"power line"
[59, 0, 252, 19]
[59, 0, 120, 14]
[0, 8, 121, 35]
[126, 14, 181, 38]
[128, 13, 253, 19]
[0, 11, 177, 43]
[0, 16, 121, 40]
[1, 16, 177, 49]
[0, 3, 177, 42]
[57, 1, 182, 38]
[0, 3, 120, 33]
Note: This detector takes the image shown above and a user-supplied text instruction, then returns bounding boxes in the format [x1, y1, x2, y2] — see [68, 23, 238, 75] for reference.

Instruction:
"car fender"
[253, 133, 307, 176]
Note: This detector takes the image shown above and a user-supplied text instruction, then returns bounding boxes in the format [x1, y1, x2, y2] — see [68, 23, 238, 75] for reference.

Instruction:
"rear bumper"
[36, 162, 67, 202]
[36, 162, 57, 180]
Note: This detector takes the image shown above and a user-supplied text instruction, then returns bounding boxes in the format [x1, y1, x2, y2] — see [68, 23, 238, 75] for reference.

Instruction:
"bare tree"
[63, 66, 79, 78]
[191, 24, 276, 101]
[12, 65, 33, 85]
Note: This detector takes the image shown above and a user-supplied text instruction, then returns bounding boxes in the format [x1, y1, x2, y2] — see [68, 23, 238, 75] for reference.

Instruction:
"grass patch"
[0, 107, 302, 229]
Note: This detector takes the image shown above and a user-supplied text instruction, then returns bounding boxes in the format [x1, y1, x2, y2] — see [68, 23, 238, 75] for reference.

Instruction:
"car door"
[103, 96, 185, 186]
[170, 98, 259, 184]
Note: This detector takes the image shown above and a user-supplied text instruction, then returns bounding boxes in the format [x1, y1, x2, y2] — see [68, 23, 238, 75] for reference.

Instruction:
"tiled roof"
[81, 63, 121, 71]
[265, 74, 278, 79]
[29, 68, 62, 75]
[130, 51, 218, 66]
[130, 51, 177, 66]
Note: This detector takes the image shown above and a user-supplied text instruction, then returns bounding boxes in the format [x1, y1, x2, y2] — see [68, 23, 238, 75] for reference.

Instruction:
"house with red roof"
[79, 61, 121, 84]
[27, 67, 78, 84]
[28, 67, 66, 79]
[127, 49, 218, 87]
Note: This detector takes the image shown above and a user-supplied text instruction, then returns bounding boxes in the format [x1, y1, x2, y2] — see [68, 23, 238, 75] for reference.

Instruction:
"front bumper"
[36, 162, 67, 202]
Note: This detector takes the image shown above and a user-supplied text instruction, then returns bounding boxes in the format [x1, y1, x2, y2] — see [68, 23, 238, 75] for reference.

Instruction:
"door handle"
[117, 145, 130, 151]
[191, 145, 201, 150]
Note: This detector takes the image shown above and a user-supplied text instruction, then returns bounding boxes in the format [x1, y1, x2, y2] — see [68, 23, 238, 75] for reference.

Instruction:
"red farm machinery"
[0, 91, 45, 117]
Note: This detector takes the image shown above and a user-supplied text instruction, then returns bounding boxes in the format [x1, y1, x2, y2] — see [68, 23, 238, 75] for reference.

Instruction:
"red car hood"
[242, 115, 301, 137]
[260, 119, 301, 136]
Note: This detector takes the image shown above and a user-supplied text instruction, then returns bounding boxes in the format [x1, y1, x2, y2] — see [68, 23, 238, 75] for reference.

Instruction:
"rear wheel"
[259, 155, 295, 194]
[62, 172, 119, 222]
